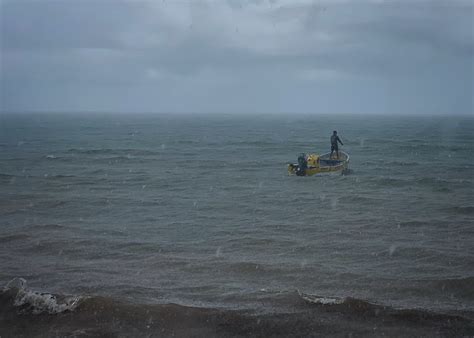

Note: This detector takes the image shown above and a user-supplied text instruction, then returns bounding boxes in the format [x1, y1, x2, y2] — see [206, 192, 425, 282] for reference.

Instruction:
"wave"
[385, 160, 420, 167]
[42, 155, 76, 163]
[0, 234, 30, 243]
[298, 292, 345, 305]
[229, 140, 279, 147]
[223, 262, 288, 275]
[432, 277, 474, 296]
[1, 279, 473, 337]
[367, 176, 468, 189]
[297, 291, 474, 323]
[0, 173, 16, 178]
[2, 278, 80, 315]
[338, 195, 384, 204]
[397, 220, 429, 228]
[399, 143, 470, 152]
[23, 223, 68, 231]
[416, 177, 451, 185]
[369, 177, 409, 187]
[67, 148, 159, 156]
[87, 169, 106, 174]
[94, 155, 138, 161]
[44, 174, 77, 180]
[1, 173, 76, 181]
[446, 206, 474, 215]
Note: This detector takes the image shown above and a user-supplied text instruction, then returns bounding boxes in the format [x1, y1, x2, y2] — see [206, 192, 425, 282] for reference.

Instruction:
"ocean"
[1, 113, 473, 336]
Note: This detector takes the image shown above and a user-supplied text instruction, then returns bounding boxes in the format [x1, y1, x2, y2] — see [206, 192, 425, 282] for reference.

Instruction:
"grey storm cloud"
[1, 0, 473, 114]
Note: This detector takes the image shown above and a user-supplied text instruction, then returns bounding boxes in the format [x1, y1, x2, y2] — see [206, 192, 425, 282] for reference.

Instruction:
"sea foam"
[4, 278, 80, 314]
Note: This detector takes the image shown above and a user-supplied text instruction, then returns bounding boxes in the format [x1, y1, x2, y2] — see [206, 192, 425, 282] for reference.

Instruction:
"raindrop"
[330, 197, 338, 209]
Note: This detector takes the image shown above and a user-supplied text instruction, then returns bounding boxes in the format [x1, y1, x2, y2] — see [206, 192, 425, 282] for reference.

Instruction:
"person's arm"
[338, 136, 343, 145]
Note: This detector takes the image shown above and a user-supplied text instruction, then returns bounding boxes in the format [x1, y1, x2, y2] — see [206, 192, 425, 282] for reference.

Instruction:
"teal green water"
[0, 113, 473, 313]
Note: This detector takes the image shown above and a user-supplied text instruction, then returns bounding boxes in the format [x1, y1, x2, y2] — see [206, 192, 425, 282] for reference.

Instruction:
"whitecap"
[4, 278, 81, 314]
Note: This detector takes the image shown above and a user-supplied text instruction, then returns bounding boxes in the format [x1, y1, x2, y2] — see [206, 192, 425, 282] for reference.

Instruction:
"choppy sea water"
[0, 113, 473, 335]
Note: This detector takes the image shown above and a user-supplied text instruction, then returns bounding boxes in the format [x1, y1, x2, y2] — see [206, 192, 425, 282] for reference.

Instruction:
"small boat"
[287, 151, 350, 176]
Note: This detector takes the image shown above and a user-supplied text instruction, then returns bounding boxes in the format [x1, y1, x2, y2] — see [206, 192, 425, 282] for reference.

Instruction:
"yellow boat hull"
[288, 151, 350, 176]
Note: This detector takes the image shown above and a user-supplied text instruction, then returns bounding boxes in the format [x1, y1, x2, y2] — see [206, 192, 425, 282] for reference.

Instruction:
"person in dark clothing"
[330, 130, 343, 159]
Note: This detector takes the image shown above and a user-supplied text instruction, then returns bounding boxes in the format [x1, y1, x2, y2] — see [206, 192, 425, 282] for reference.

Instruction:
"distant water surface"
[0, 113, 473, 317]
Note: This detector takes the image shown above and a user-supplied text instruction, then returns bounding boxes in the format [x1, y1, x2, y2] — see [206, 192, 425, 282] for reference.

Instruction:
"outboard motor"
[296, 153, 307, 176]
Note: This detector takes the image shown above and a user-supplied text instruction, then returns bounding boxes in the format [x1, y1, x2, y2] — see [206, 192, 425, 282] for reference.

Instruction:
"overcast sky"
[1, 0, 473, 114]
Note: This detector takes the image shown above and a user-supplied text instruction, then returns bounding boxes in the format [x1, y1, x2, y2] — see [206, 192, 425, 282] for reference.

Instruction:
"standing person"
[330, 130, 343, 159]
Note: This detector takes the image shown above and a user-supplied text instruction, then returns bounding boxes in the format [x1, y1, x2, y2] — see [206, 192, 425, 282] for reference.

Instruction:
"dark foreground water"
[0, 113, 473, 336]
